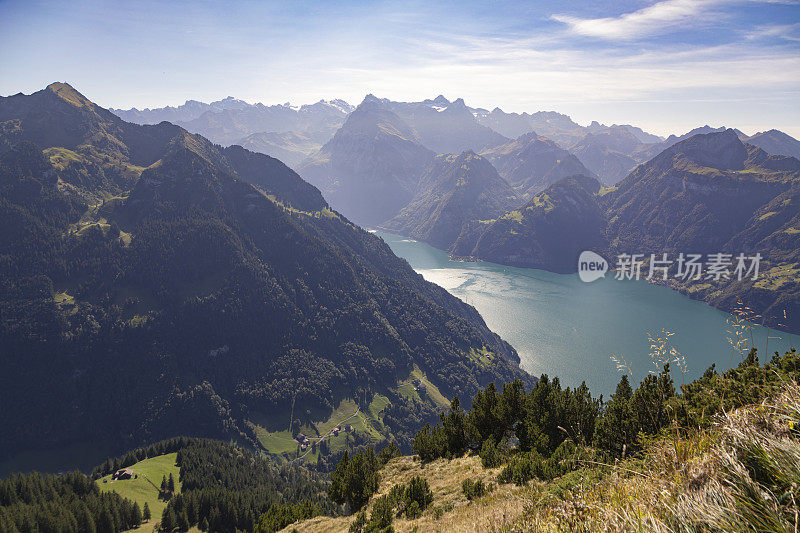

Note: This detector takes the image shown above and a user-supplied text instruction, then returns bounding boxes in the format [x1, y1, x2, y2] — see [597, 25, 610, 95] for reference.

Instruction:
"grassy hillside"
[97, 452, 181, 526]
[287, 454, 524, 532]
[252, 366, 452, 463]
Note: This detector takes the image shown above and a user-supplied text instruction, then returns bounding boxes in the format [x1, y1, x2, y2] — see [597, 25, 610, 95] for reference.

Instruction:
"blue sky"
[1, 0, 798, 137]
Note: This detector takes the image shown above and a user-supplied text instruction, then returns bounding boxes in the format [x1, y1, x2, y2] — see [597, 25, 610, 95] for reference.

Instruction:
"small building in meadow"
[112, 468, 133, 480]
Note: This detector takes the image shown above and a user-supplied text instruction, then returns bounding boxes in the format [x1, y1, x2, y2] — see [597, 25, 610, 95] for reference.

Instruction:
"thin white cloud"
[745, 23, 800, 41]
[551, 0, 720, 40]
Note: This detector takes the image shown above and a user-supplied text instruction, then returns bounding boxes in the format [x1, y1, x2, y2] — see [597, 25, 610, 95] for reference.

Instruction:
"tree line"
[0, 470, 142, 533]
[411, 347, 800, 486]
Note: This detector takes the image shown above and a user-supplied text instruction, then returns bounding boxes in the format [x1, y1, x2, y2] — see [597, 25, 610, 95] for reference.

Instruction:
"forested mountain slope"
[381, 151, 520, 251]
[0, 83, 530, 465]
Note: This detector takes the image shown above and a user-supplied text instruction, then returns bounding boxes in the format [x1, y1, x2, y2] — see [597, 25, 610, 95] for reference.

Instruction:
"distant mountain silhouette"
[386, 96, 509, 154]
[481, 132, 596, 198]
[297, 95, 435, 226]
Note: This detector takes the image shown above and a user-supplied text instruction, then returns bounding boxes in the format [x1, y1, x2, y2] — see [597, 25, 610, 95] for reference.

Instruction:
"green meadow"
[97, 452, 181, 525]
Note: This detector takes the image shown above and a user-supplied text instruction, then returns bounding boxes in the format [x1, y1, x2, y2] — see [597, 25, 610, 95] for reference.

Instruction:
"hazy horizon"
[2, 0, 799, 137]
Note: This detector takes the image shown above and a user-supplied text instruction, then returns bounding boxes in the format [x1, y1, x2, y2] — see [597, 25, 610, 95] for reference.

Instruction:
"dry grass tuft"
[285, 454, 527, 532]
[285, 384, 800, 532]
[507, 381, 800, 532]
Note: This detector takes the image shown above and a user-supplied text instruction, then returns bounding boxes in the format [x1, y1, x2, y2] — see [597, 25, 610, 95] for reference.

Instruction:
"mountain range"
[112, 97, 354, 168]
[283, 94, 799, 332]
[0, 83, 531, 465]
[110, 94, 800, 189]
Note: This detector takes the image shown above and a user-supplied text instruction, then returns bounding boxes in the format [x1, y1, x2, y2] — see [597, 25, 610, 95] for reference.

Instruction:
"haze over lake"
[377, 231, 800, 396]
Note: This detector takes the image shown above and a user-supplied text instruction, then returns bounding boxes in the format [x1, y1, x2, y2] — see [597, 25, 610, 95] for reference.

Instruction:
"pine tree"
[167, 473, 176, 493]
[97, 508, 116, 533]
[78, 504, 97, 533]
[132, 502, 142, 525]
[176, 511, 189, 531]
[143, 502, 151, 521]
[161, 508, 176, 532]
[593, 375, 637, 457]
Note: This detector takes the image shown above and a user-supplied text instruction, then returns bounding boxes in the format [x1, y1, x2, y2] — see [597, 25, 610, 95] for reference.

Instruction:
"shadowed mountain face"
[472, 108, 671, 184]
[600, 130, 800, 331]
[381, 151, 521, 251]
[0, 83, 530, 461]
[569, 127, 647, 184]
[480, 132, 596, 199]
[453, 175, 607, 272]
[556, 124, 800, 187]
[445, 130, 799, 331]
[297, 95, 435, 226]
[602, 129, 800, 256]
[385, 128, 800, 331]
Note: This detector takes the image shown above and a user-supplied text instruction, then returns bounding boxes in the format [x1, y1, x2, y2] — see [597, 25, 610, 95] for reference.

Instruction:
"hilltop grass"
[44, 147, 82, 170]
[466, 346, 497, 369]
[501, 210, 524, 223]
[53, 291, 75, 307]
[529, 193, 554, 212]
[254, 398, 371, 459]
[97, 452, 181, 523]
[254, 372, 451, 462]
[369, 394, 391, 418]
[255, 370, 451, 461]
[504, 382, 800, 532]
[286, 381, 800, 532]
[286, 454, 523, 533]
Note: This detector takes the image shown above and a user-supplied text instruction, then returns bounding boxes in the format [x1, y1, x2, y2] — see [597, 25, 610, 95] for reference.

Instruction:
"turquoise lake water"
[376, 231, 799, 397]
